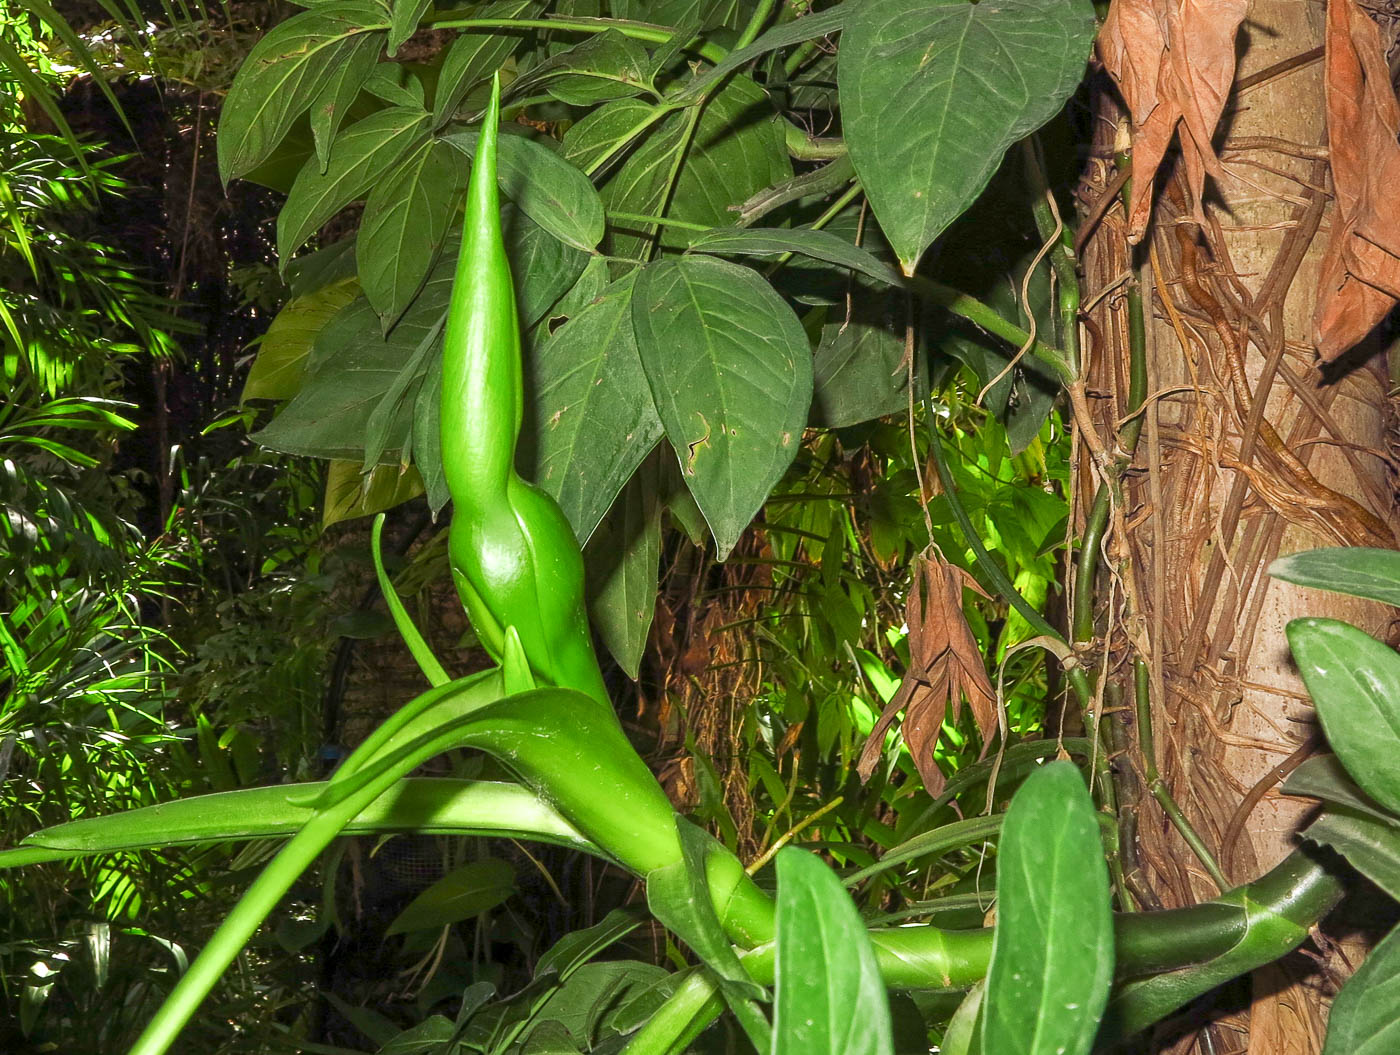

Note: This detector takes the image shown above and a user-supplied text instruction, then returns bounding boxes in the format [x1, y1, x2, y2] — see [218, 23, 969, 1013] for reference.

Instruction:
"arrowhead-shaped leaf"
[839, 0, 1095, 272]
[632, 255, 812, 559]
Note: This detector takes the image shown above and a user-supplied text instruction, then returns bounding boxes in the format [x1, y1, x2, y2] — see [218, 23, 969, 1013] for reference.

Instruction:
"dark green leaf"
[687, 226, 901, 286]
[1304, 806, 1400, 902]
[364, 62, 427, 108]
[278, 105, 430, 263]
[442, 129, 606, 251]
[633, 255, 813, 558]
[1284, 754, 1394, 825]
[432, 0, 543, 128]
[523, 272, 662, 544]
[983, 761, 1112, 1055]
[218, 3, 389, 183]
[585, 455, 663, 678]
[1288, 618, 1400, 815]
[772, 847, 893, 1055]
[385, 857, 515, 934]
[358, 137, 468, 328]
[509, 29, 651, 106]
[536, 908, 644, 982]
[811, 290, 919, 428]
[309, 33, 381, 172]
[388, 0, 432, 55]
[1270, 547, 1400, 608]
[676, 4, 848, 101]
[839, 0, 1096, 271]
[1323, 924, 1400, 1055]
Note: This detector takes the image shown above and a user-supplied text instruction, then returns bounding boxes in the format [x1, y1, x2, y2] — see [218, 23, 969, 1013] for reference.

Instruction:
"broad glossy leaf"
[1323, 924, 1400, 1055]
[385, 857, 516, 934]
[1288, 618, 1400, 814]
[523, 272, 662, 544]
[839, 0, 1096, 271]
[1305, 806, 1400, 901]
[983, 761, 1112, 1055]
[772, 847, 893, 1055]
[633, 255, 812, 558]
[687, 227, 901, 287]
[1270, 547, 1400, 608]
[432, 0, 542, 128]
[585, 456, 662, 678]
[218, 3, 389, 183]
[1284, 754, 1394, 824]
[242, 276, 360, 401]
[278, 105, 430, 263]
[442, 129, 606, 251]
[358, 137, 468, 328]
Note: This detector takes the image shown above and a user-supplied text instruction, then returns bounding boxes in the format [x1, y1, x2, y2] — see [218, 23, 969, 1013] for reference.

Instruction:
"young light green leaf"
[983, 761, 1112, 1055]
[772, 847, 893, 1055]
[385, 857, 516, 934]
[431, 0, 542, 128]
[278, 105, 430, 264]
[1323, 923, 1400, 1054]
[523, 272, 662, 545]
[358, 137, 468, 329]
[217, 3, 389, 183]
[1287, 617, 1400, 815]
[241, 276, 360, 402]
[839, 0, 1096, 272]
[442, 129, 606, 251]
[1270, 547, 1400, 608]
[323, 460, 424, 527]
[585, 455, 663, 678]
[632, 255, 812, 559]
[687, 227, 902, 287]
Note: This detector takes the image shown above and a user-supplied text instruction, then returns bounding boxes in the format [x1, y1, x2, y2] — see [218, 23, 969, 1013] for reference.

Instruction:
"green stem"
[909, 274, 1073, 384]
[734, 0, 778, 49]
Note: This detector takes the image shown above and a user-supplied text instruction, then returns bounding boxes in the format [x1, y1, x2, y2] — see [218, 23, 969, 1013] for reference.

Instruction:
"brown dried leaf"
[856, 556, 999, 794]
[1098, 0, 1247, 240]
[1313, 0, 1400, 360]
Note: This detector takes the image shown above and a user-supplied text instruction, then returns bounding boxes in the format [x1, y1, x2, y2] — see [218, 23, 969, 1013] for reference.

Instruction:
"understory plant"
[7, 0, 1400, 1052]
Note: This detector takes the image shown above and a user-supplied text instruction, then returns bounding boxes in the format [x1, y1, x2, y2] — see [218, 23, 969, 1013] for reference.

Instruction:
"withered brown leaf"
[1098, 0, 1247, 240]
[856, 555, 999, 795]
[1313, 0, 1400, 361]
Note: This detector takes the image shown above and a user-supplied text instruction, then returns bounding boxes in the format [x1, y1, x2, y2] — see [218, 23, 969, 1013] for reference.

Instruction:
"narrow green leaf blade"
[983, 761, 1112, 1055]
[839, 0, 1095, 271]
[1287, 618, 1400, 815]
[632, 255, 812, 558]
[773, 847, 893, 1055]
[687, 227, 901, 287]
[431, 0, 542, 128]
[585, 455, 663, 678]
[1270, 547, 1400, 608]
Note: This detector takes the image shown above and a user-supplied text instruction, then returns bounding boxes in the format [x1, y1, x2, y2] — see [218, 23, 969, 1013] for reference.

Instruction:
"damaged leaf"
[1098, 0, 1247, 239]
[857, 554, 999, 794]
[1313, 0, 1400, 360]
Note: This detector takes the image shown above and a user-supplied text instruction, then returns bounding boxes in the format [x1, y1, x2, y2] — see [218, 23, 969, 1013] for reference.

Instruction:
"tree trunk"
[1080, 0, 1399, 1048]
